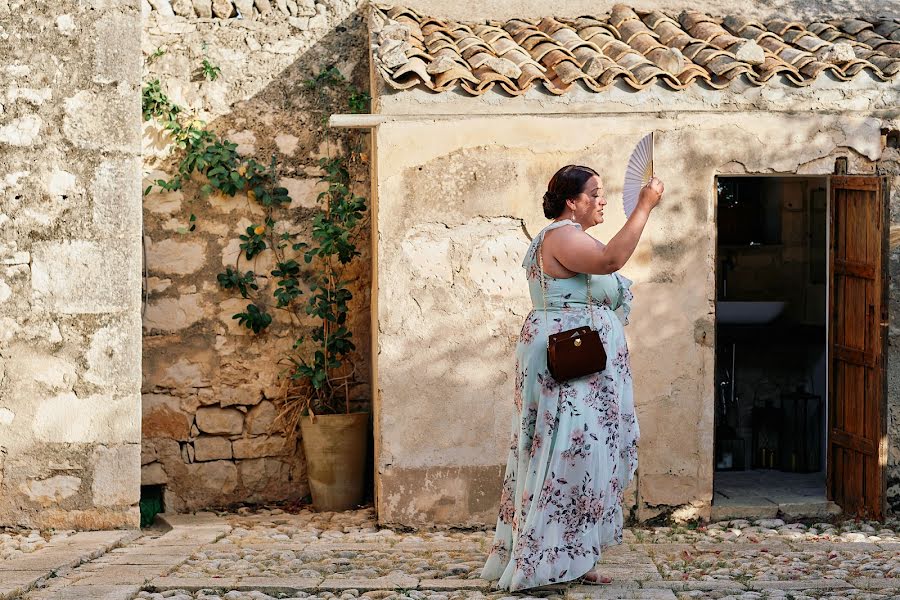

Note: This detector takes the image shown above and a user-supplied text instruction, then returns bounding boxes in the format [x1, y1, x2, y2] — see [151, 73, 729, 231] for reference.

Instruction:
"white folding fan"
[622, 132, 654, 218]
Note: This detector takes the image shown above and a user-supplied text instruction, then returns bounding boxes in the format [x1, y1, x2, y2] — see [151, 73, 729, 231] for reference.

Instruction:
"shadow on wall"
[140, 10, 373, 512]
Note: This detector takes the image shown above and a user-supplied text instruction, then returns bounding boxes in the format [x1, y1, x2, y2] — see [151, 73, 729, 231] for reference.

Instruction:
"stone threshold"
[0, 530, 140, 600]
[709, 499, 842, 522]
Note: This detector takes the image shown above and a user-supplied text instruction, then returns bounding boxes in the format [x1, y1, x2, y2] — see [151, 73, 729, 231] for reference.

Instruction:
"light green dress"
[481, 219, 639, 591]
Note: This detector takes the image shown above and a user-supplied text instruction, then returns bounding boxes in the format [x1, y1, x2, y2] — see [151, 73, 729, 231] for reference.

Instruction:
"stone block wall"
[140, 0, 371, 511]
[0, 1, 142, 528]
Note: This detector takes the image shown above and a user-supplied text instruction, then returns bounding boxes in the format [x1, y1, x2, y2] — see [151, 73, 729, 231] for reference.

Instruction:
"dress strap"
[521, 219, 582, 270]
[535, 225, 596, 344]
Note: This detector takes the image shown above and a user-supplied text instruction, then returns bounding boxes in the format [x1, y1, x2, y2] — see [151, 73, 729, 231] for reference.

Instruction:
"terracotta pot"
[299, 412, 369, 511]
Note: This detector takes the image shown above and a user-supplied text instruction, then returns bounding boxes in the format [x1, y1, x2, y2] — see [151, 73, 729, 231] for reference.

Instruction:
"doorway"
[713, 176, 833, 519]
[712, 174, 889, 520]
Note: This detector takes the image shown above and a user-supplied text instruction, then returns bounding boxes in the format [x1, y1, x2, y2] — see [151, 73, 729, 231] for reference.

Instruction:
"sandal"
[578, 571, 612, 585]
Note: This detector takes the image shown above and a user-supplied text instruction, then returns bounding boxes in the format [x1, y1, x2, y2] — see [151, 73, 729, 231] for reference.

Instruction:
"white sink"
[717, 301, 786, 324]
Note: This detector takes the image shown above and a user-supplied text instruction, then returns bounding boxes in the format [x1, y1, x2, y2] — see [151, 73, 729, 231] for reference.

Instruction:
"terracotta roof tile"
[372, 3, 900, 96]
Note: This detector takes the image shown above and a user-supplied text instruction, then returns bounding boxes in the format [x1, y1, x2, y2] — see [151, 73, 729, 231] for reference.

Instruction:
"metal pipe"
[731, 342, 736, 407]
[328, 114, 388, 129]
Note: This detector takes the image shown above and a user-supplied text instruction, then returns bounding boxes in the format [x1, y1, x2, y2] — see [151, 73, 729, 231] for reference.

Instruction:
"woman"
[481, 165, 663, 591]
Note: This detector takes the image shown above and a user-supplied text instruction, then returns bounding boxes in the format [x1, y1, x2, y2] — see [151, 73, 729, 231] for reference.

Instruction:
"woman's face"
[568, 175, 607, 227]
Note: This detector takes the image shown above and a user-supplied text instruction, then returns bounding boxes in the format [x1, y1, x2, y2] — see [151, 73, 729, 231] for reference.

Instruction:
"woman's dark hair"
[542, 164, 599, 219]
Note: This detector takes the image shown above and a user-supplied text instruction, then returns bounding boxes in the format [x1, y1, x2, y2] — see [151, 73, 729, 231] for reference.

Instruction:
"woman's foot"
[579, 570, 612, 585]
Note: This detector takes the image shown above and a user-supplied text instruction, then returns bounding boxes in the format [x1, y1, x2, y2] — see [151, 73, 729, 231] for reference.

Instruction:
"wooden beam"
[830, 428, 878, 456]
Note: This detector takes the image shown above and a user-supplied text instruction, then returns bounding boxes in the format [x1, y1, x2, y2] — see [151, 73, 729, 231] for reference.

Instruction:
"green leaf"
[233, 303, 272, 333]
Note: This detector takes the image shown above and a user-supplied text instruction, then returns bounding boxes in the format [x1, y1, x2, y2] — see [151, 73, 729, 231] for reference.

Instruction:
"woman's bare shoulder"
[544, 223, 582, 244]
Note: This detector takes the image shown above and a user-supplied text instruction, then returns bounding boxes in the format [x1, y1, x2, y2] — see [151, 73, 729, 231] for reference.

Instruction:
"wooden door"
[827, 176, 888, 519]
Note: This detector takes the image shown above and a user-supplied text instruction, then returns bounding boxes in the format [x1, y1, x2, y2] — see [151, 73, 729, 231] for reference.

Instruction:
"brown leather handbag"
[538, 237, 607, 382]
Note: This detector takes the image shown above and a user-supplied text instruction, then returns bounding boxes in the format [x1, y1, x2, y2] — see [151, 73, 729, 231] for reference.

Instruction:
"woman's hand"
[638, 176, 664, 211]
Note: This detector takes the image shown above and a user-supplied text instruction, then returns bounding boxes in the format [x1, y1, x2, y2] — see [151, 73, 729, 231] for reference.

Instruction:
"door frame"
[712, 174, 831, 480]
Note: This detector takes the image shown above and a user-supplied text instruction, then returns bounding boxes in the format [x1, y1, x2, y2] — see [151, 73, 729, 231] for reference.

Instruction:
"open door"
[827, 175, 888, 519]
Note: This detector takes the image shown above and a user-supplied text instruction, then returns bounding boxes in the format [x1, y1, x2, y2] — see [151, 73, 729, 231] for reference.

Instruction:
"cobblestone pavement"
[1, 508, 899, 600]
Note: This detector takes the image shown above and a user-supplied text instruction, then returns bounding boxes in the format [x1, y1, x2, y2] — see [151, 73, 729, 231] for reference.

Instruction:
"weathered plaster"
[373, 112, 895, 526]
[374, 76, 900, 118]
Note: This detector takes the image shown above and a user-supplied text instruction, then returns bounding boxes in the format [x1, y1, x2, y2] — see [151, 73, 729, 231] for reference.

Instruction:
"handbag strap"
[536, 227, 596, 352]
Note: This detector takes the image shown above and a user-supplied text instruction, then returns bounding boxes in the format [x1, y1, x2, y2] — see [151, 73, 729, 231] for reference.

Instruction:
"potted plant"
[276, 156, 370, 512]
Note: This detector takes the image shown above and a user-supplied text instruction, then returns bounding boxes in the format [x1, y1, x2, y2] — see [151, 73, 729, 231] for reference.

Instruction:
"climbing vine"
[142, 63, 370, 419]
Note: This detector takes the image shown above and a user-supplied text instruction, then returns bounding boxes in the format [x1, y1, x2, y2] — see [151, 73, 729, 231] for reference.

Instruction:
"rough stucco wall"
[374, 74, 899, 117]
[374, 112, 890, 526]
[141, 2, 371, 511]
[883, 120, 900, 515]
[0, 1, 142, 528]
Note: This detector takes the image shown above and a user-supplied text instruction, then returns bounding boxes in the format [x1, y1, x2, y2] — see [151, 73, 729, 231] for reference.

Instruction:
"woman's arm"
[554, 179, 662, 275]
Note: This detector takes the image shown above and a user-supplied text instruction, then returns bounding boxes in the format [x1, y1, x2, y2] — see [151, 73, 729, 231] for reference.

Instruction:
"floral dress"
[481, 219, 639, 591]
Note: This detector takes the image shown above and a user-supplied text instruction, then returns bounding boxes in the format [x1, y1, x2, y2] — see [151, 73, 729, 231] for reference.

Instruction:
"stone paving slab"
[0, 530, 139, 599]
[239, 576, 325, 589]
[645, 580, 753, 593]
[418, 579, 494, 590]
[320, 574, 420, 590]
[783, 541, 885, 552]
[747, 578, 854, 590]
[25, 583, 141, 600]
[848, 577, 900, 590]
[692, 541, 792, 551]
[569, 581, 640, 591]
[93, 552, 191, 566]
[875, 542, 900, 550]
[0, 530, 139, 572]
[591, 565, 661, 582]
[68, 563, 171, 585]
[0, 571, 48, 600]
[641, 542, 788, 554]
[568, 587, 677, 599]
[390, 543, 487, 552]
[146, 576, 241, 591]
[109, 544, 197, 555]
[0, 552, 84, 572]
[303, 543, 407, 551]
[149, 532, 227, 546]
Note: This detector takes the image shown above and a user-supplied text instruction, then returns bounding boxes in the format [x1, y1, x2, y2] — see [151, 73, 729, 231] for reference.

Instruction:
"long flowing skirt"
[481, 303, 639, 591]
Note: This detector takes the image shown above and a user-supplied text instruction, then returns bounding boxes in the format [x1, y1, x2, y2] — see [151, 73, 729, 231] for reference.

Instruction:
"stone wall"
[0, 1, 143, 528]
[141, 0, 371, 510]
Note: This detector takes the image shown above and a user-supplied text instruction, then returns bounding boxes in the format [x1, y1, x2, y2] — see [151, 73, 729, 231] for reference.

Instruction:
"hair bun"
[542, 189, 566, 219]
